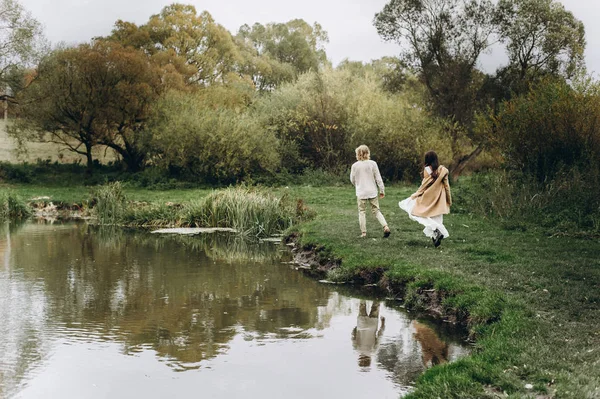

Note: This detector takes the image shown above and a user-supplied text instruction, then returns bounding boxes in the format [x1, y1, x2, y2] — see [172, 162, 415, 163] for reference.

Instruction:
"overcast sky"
[18, 0, 600, 77]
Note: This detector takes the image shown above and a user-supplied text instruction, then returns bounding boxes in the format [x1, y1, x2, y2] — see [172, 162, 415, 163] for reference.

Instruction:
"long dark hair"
[424, 151, 439, 180]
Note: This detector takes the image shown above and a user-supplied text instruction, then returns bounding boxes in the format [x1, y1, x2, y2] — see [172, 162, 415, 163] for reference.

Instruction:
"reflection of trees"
[0, 221, 331, 388]
[94, 225, 283, 263]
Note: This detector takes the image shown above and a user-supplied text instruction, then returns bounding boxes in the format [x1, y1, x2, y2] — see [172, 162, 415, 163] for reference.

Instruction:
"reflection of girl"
[399, 151, 452, 247]
[412, 321, 449, 368]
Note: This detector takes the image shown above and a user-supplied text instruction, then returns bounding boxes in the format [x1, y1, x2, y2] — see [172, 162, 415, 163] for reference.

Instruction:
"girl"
[399, 151, 451, 247]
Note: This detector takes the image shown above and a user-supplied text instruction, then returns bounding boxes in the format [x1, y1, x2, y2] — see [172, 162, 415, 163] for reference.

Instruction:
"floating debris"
[259, 237, 283, 243]
[151, 227, 238, 235]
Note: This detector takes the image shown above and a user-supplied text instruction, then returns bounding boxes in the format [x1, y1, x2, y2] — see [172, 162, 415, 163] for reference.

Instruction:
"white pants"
[399, 198, 449, 238]
[357, 197, 388, 234]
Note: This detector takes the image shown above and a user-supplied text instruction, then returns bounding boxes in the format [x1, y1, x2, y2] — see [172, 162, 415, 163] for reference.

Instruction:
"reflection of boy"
[412, 320, 449, 368]
[352, 300, 385, 368]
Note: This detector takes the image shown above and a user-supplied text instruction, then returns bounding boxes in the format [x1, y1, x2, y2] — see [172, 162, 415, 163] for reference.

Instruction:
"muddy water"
[0, 221, 469, 399]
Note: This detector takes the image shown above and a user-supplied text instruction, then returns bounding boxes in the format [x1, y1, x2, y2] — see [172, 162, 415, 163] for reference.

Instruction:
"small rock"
[525, 384, 533, 390]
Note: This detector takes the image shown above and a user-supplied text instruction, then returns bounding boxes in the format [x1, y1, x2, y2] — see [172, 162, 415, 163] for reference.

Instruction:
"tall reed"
[179, 186, 306, 236]
[92, 184, 314, 236]
[0, 190, 30, 219]
[91, 181, 127, 225]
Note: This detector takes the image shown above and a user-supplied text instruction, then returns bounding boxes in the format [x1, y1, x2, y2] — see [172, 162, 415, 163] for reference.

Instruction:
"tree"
[495, 0, 585, 95]
[337, 57, 411, 94]
[236, 20, 329, 90]
[107, 4, 244, 86]
[12, 41, 169, 172]
[374, 0, 497, 178]
[0, 0, 46, 102]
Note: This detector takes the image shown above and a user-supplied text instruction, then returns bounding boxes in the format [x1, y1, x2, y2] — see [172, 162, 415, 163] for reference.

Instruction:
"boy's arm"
[350, 164, 356, 186]
[373, 162, 385, 196]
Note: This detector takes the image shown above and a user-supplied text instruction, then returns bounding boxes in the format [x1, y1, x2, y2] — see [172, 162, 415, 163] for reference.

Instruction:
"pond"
[0, 221, 470, 399]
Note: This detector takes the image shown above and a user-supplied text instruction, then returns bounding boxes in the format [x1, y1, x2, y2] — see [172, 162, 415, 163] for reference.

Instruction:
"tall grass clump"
[180, 186, 314, 236]
[0, 191, 31, 219]
[91, 181, 127, 225]
[455, 169, 600, 233]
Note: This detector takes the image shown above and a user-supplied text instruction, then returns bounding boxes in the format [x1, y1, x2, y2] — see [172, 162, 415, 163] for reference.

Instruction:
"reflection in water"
[352, 300, 385, 369]
[413, 321, 450, 368]
[0, 221, 469, 399]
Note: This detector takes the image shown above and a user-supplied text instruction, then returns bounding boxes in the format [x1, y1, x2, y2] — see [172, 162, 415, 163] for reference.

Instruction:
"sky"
[17, 0, 600, 77]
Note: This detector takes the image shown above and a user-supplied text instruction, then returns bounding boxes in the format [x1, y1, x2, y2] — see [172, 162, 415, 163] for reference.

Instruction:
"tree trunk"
[85, 143, 94, 175]
[449, 142, 485, 181]
[120, 149, 145, 172]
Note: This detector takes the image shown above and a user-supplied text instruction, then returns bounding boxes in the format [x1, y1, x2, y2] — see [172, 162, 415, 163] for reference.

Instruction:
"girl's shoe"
[433, 229, 444, 247]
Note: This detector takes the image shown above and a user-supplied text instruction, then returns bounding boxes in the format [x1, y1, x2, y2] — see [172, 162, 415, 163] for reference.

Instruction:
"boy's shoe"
[433, 229, 444, 247]
[383, 228, 391, 238]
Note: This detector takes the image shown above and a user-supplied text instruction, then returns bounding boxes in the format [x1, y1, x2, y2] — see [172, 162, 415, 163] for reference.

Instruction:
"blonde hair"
[355, 145, 370, 161]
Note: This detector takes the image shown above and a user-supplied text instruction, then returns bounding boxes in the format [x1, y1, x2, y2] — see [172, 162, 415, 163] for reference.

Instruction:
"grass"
[87, 183, 314, 237]
[283, 185, 600, 398]
[1, 181, 599, 397]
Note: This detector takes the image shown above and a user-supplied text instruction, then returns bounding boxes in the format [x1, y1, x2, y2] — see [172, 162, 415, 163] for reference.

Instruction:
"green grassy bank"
[286, 186, 600, 398]
[2, 182, 599, 398]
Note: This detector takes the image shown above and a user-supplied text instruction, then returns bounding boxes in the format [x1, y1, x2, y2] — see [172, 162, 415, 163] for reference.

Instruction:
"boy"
[350, 145, 391, 238]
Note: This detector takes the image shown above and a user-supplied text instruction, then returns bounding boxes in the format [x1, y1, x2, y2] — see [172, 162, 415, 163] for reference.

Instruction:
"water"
[0, 221, 469, 399]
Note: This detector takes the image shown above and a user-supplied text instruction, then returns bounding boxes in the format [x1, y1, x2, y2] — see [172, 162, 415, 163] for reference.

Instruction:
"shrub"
[117, 186, 315, 236]
[255, 68, 452, 181]
[491, 78, 600, 182]
[178, 186, 313, 236]
[454, 169, 600, 233]
[146, 90, 280, 183]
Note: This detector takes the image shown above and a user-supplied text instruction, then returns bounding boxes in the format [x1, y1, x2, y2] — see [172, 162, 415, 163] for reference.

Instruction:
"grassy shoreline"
[287, 186, 599, 398]
[2, 182, 600, 398]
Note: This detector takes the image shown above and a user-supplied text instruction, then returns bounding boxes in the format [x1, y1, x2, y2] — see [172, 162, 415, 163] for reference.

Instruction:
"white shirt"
[350, 160, 385, 199]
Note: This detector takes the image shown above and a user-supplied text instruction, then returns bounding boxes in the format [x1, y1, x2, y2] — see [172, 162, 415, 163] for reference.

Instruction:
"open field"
[0, 120, 115, 164]
[1, 182, 599, 398]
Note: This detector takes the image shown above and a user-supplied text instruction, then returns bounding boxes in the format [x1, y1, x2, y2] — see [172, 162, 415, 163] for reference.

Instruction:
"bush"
[146, 90, 280, 184]
[255, 68, 452, 181]
[114, 185, 315, 236]
[178, 186, 315, 236]
[491, 78, 600, 182]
